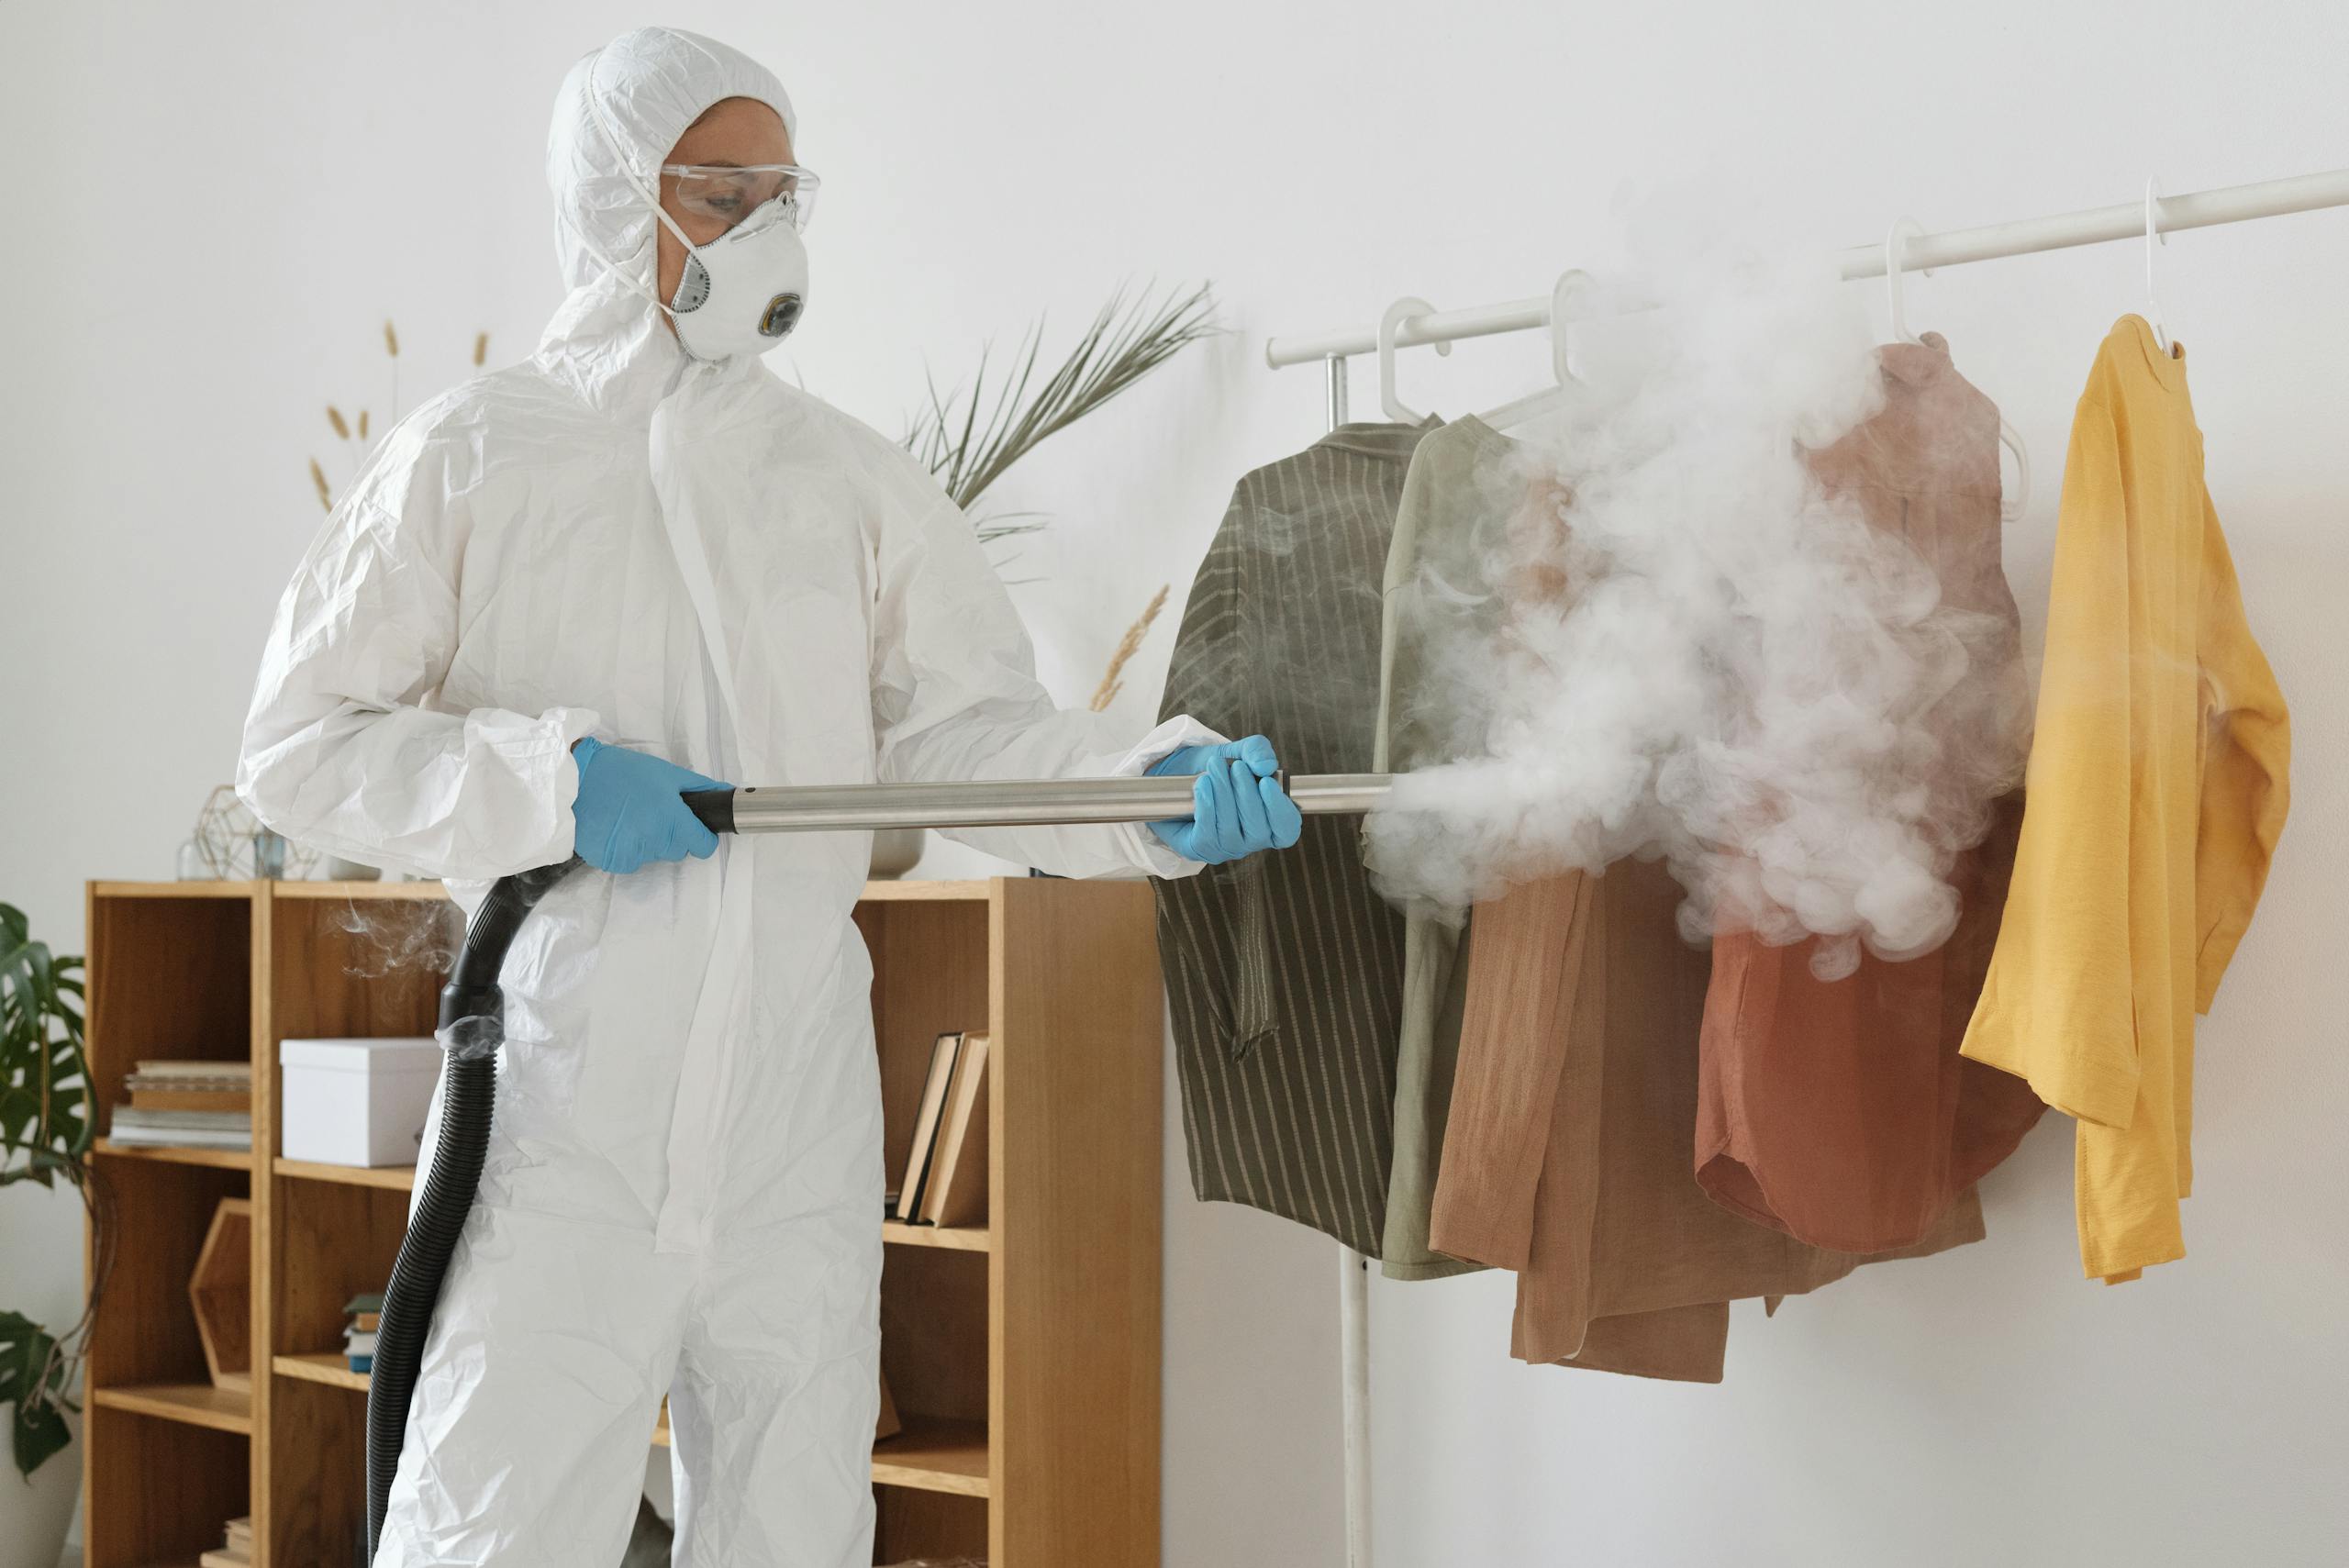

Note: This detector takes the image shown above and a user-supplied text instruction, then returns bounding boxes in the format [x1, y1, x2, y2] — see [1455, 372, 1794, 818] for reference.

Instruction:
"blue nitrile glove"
[1146, 736, 1305, 864]
[570, 737, 727, 874]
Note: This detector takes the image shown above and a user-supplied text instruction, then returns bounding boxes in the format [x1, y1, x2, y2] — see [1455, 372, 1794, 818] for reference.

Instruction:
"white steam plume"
[1363, 195, 2029, 976]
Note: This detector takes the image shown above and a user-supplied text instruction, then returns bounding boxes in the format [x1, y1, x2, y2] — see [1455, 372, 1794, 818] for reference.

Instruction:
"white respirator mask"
[651, 195, 809, 361]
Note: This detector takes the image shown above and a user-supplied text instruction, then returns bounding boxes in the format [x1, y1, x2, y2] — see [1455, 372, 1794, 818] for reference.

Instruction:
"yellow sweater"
[1961, 317, 2289, 1283]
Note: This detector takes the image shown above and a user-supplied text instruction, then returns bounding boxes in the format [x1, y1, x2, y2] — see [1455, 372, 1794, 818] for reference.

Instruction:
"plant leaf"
[12, 1394, 71, 1477]
[900, 281, 1220, 520]
[0, 1314, 55, 1418]
[0, 906, 88, 1184]
[0, 906, 95, 1478]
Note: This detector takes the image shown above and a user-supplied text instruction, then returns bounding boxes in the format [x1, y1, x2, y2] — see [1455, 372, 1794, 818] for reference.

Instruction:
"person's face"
[655, 97, 796, 317]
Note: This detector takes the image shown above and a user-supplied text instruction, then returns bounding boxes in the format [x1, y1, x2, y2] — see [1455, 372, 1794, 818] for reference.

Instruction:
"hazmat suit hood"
[540, 28, 798, 405]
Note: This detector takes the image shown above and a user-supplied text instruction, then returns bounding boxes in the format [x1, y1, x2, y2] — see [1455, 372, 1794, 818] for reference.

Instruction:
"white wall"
[5, 2, 2346, 1562]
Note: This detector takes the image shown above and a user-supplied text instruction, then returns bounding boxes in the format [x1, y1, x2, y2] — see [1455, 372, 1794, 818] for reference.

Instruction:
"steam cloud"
[1363, 197, 2029, 977]
[334, 896, 466, 980]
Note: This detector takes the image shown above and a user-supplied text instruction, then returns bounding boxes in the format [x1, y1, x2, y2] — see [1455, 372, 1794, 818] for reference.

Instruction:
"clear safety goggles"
[659, 163, 821, 232]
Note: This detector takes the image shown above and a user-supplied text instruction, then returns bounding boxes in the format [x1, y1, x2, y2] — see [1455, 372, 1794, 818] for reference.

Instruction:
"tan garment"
[1697, 334, 2046, 1253]
[1438, 857, 1985, 1379]
[1434, 869, 1731, 1382]
[1531, 1301, 1732, 1384]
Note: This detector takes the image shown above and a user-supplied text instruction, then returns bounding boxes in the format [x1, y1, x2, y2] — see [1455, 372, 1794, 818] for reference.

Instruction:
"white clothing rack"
[1265, 167, 2349, 369]
[1264, 165, 2349, 1568]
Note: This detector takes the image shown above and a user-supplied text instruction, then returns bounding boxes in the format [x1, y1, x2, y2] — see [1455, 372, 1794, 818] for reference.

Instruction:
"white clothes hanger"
[2144, 176, 2173, 353]
[1885, 215, 2032, 522]
[1883, 216, 1931, 344]
[1377, 295, 1450, 423]
[1480, 270, 1598, 429]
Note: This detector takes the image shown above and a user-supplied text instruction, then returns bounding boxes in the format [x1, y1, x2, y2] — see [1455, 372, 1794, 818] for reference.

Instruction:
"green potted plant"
[874, 283, 1217, 879]
[1, 903, 109, 1568]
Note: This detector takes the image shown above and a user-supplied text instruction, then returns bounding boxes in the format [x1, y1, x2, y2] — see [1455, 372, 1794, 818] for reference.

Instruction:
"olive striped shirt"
[1155, 422, 1433, 1258]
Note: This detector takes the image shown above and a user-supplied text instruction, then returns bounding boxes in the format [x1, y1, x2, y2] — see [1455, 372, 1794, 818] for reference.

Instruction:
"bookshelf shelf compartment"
[273, 1352, 371, 1393]
[91, 1382, 254, 1435]
[93, 1139, 254, 1172]
[273, 1156, 417, 1191]
[881, 1220, 991, 1252]
[852, 878, 992, 902]
[873, 1418, 992, 1496]
[273, 880, 451, 901]
[89, 880, 259, 900]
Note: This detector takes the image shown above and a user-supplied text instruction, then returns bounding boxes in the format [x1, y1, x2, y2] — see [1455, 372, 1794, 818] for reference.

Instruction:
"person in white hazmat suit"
[237, 26, 1298, 1567]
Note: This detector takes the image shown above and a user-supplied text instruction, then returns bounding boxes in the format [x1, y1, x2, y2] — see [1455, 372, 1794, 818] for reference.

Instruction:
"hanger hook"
[1883, 216, 1930, 345]
[1997, 413, 2032, 522]
[1548, 270, 1596, 386]
[1377, 295, 1450, 423]
[2144, 177, 2172, 353]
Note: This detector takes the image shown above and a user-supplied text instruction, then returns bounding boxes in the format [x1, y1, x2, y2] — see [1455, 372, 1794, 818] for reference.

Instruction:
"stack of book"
[889, 1032, 990, 1229]
[199, 1514, 253, 1567]
[345, 1293, 382, 1373]
[108, 1060, 252, 1151]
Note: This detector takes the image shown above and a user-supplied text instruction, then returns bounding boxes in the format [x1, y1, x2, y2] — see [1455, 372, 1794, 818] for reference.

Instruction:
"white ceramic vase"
[0, 1412, 80, 1568]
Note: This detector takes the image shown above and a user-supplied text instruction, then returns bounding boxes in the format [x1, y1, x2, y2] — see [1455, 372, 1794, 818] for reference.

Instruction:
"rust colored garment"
[1436, 857, 1985, 1382]
[1696, 334, 2045, 1253]
[1699, 799, 2043, 1251]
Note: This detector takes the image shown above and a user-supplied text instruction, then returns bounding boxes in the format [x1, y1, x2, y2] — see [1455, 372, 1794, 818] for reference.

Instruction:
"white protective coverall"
[238, 27, 1211, 1567]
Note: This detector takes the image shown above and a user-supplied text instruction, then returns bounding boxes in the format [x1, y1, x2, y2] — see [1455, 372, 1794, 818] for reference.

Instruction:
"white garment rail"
[1264, 167, 2349, 368]
[1318, 354, 1378, 1568]
[1264, 162, 2349, 1568]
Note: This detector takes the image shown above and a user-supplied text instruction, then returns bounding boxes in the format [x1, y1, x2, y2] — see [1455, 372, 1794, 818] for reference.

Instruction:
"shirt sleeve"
[1959, 394, 2142, 1129]
[2190, 491, 2290, 1011]
[236, 450, 597, 881]
[867, 470, 1218, 881]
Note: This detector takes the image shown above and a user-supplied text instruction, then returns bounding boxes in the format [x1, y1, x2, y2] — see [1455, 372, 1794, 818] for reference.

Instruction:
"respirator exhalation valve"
[761, 293, 803, 337]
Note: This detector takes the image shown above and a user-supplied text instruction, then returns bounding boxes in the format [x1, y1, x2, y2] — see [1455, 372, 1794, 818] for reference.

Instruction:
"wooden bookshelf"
[82, 875, 1163, 1567]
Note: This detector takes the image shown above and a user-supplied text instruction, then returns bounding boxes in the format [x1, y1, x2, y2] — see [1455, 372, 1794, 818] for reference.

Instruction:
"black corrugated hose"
[363, 854, 583, 1560]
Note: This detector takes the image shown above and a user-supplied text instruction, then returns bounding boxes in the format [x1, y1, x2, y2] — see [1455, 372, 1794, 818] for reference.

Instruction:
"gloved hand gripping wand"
[366, 770, 1391, 1555]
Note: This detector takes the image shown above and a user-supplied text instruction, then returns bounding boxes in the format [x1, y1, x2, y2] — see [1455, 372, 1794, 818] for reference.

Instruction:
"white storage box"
[279, 1037, 441, 1167]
